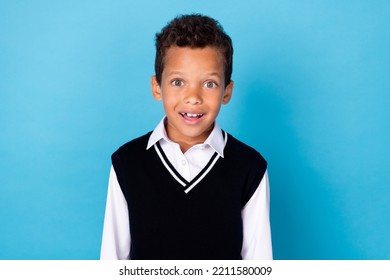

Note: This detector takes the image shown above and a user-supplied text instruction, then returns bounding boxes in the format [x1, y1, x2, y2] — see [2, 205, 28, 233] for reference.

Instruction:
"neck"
[177, 141, 196, 153]
[164, 122, 214, 153]
[169, 133, 210, 153]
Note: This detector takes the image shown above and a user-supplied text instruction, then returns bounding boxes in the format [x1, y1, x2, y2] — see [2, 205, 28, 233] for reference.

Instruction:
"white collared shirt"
[100, 119, 273, 260]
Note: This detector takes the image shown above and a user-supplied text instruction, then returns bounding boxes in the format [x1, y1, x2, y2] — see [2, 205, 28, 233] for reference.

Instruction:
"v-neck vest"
[112, 132, 267, 260]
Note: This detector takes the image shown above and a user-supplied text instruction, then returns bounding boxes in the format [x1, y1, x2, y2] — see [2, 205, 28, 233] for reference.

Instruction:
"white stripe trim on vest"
[154, 144, 187, 187]
[154, 131, 228, 193]
[184, 152, 221, 193]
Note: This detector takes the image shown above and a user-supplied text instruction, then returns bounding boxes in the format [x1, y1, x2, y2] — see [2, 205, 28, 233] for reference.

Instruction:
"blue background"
[1, 0, 389, 260]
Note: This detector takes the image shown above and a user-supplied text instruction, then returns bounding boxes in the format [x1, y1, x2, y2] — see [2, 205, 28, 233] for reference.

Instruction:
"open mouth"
[180, 112, 204, 119]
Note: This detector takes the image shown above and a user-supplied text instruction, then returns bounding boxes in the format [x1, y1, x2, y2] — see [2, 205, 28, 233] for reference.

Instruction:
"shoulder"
[223, 133, 268, 205]
[224, 133, 267, 169]
[112, 132, 152, 160]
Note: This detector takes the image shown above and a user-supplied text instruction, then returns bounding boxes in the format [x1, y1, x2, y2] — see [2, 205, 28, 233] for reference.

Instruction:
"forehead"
[163, 46, 224, 74]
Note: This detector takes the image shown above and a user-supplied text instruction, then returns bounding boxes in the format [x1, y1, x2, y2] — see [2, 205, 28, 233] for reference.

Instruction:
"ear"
[151, 76, 162, 101]
[222, 80, 234, 104]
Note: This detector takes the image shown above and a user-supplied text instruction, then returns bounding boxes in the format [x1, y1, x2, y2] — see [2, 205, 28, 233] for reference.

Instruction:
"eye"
[171, 79, 184, 87]
[204, 81, 218, 89]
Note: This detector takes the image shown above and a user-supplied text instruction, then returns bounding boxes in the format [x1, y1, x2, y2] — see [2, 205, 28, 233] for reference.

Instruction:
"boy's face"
[152, 46, 233, 148]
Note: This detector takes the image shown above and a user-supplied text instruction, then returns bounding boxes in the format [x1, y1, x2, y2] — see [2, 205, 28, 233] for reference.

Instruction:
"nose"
[184, 86, 202, 105]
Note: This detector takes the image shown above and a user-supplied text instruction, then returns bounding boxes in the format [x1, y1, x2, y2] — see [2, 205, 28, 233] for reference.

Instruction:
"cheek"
[161, 95, 179, 112]
[207, 93, 224, 108]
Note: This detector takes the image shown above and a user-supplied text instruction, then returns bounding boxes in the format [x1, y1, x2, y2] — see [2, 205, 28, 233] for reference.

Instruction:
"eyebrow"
[166, 71, 185, 77]
[205, 72, 222, 78]
[166, 71, 222, 79]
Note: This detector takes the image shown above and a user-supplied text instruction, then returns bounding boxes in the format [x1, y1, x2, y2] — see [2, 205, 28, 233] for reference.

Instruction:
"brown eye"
[171, 79, 184, 87]
[204, 81, 217, 88]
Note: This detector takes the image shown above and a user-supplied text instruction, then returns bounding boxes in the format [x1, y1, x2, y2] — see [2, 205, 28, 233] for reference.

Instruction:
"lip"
[179, 112, 205, 124]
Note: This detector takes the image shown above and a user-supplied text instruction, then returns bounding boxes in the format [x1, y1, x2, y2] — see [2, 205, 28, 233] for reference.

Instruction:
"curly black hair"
[154, 14, 233, 87]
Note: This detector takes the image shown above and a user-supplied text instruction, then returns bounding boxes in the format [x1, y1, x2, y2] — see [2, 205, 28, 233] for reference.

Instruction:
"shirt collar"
[146, 117, 226, 158]
[147, 118, 170, 149]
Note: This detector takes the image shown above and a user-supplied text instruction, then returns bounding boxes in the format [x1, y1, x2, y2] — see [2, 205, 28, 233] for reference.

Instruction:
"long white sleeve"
[241, 170, 273, 260]
[100, 167, 131, 259]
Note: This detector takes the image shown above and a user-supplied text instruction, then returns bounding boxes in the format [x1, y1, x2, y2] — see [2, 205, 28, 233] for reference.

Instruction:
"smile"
[180, 113, 204, 119]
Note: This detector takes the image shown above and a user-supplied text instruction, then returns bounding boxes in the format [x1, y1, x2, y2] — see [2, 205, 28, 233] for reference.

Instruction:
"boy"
[100, 14, 272, 260]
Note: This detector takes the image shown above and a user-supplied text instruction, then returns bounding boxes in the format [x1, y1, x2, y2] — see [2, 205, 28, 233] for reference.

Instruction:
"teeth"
[181, 113, 203, 118]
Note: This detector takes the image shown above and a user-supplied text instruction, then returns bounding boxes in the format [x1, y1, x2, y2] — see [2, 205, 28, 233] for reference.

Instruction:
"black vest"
[112, 132, 267, 260]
